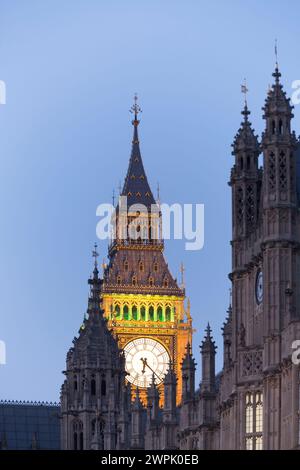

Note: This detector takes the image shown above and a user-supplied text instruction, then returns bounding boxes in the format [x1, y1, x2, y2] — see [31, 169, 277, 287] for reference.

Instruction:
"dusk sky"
[1, 0, 300, 401]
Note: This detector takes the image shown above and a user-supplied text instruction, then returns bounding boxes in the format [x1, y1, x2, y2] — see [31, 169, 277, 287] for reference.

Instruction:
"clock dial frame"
[255, 270, 263, 305]
[124, 337, 170, 388]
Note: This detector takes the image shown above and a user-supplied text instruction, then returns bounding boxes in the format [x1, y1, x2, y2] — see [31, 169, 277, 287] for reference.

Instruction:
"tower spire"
[119, 94, 156, 209]
[92, 242, 99, 278]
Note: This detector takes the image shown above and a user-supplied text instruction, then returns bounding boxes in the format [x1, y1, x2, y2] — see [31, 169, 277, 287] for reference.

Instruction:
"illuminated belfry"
[101, 95, 193, 405]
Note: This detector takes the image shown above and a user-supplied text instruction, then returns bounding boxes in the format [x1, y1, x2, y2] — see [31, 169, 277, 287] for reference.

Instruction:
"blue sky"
[1, 0, 300, 401]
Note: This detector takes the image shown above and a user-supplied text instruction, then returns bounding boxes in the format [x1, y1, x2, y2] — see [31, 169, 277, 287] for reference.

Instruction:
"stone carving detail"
[246, 185, 255, 229]
[242, 350, 263, 376]
[236, 186, 244, 234]
[268, 152, 276, 192]
[279, 151, 287, 191]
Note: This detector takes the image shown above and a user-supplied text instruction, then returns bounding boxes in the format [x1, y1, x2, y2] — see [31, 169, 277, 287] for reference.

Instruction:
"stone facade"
[60, 262, 131, 450]
[60, 66, 300, 450]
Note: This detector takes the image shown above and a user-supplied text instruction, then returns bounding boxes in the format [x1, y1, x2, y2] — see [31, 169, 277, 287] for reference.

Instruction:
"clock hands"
[140, 357, 147, 374]
[140, 357, 162, 382]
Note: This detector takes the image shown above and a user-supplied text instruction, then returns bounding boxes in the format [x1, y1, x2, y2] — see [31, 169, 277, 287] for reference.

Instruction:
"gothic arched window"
[123, 305, 129, 320]
[165, 306, 171, 321]
[132, 305, 138, 320]
[114, 304, 121, 319]
[149, 277, 154, 287]
[272, 120, 276, 134]
[72, 420, 83, 450]
[140, 305, 146, 321]
[149, 306, 154, 321]
[157, 306, 163, 322]
[117, 275, 121, 286]
[132, 276, 137, 286]
[74, 375, 78, 391]
[245, 391, 263, 450]
[124, 260, 129, 271]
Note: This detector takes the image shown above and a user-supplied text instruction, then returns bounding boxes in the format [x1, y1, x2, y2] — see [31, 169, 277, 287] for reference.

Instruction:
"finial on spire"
[157, 182, 160, 204]
[92, 243, 99, 269]
[130, 93, 142, 125]
[273, 39, 281, 84]
[205, 322, 212, 338]
[180, 262, 185, 288]
[275, 38, 278, 67]
[80, 312, 87, 331]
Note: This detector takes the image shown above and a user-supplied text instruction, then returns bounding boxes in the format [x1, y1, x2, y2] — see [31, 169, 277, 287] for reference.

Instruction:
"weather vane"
[241, 78, 248, 105]
[130, 93, 142, 121]
[92, 242, 99, 268]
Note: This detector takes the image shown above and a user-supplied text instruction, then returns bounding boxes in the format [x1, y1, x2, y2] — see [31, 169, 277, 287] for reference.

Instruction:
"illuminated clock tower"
[101, 96, 193, 405]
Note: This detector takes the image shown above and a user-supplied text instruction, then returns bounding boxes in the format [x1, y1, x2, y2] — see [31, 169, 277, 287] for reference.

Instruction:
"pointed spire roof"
[88, 243, 102, 316]
[222, 303, 232, 336]
[163, 361, 177, 385]
[262, 63, 294, 118]
[121, 95, 157, 210]
[181, 342, 196, 370]
[200, 323, 217, 354]
[147, 373, 160, 399]
[67, 248, 122, 369]
[232, 101, 259, 154]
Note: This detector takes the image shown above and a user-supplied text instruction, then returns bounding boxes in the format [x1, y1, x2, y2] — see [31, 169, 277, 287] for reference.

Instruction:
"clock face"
[124, 337, 170, 388]
[255, 270, 263, 304]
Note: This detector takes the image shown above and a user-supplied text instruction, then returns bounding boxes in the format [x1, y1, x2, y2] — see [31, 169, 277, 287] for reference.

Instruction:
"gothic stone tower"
[220, 65, 300, 450]
[60, 260, 131, 450]
[101, 98, 193, 405]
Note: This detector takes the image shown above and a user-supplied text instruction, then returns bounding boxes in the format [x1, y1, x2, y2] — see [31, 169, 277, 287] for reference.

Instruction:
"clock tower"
[101, 96, 193, 405]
